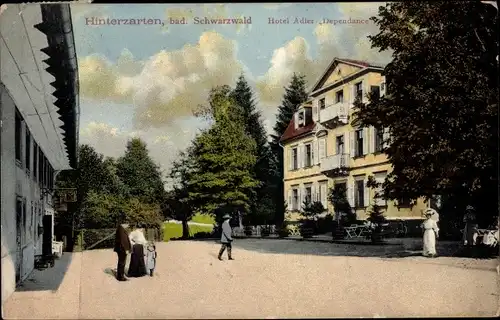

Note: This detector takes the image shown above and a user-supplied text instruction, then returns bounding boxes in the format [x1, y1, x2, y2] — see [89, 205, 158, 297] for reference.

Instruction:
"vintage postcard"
[1, 1, 498, 319]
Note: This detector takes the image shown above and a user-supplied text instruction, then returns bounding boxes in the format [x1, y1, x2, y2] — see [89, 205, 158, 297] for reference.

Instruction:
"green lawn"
[191, 213, 215, 225]
[162, 222, 213, 241]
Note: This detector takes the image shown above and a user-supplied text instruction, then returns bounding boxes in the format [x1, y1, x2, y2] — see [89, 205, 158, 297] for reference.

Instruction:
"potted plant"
[328, 184, 356, 239]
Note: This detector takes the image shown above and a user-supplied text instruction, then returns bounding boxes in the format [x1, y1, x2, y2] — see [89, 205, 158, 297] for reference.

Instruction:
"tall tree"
[269, 73, 309, 224]
[185, 85, 259, 219]
[352, 1, 498, 226]
[230, 74, 275, 224]
[116, 138, 165, 204]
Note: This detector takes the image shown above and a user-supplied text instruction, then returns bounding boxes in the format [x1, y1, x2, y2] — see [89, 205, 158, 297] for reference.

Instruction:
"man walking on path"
[218, 214, 234, 261]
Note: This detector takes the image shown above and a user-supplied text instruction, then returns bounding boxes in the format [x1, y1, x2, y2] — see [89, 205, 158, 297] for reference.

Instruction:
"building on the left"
[1, 3, 79, 305]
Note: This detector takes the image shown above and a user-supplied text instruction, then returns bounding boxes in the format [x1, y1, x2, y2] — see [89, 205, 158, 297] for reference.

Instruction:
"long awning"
[34, 4, 79, 169]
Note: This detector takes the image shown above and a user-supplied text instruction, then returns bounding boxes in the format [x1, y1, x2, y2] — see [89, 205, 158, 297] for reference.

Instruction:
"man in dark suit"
[218, 214, 234, 261]
[114, 223, 131, 281]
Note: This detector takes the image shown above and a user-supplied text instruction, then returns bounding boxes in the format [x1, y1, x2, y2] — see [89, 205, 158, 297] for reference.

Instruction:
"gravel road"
[3, 239, 498, 319]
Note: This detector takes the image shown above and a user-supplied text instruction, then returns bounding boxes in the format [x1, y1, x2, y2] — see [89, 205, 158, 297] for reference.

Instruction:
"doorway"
[15, 197, 23, 283]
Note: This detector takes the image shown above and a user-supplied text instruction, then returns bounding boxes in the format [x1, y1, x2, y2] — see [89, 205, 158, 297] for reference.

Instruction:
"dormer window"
[319, 98, 326, 110]
[298, 110, 305, 127]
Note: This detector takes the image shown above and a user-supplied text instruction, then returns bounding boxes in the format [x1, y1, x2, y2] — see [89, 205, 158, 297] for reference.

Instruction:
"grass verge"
[163, 223, 213, 241]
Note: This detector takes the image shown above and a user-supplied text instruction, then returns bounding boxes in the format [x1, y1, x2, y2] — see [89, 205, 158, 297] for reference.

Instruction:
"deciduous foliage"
[181, 86, 259, 219]
[352, 1, 498, 225]
[269, 74, 309, 224]
[230, 74, 275, 225]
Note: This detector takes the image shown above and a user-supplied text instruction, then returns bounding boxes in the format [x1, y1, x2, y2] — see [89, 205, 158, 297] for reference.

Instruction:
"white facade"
[1, 4, 77, 306]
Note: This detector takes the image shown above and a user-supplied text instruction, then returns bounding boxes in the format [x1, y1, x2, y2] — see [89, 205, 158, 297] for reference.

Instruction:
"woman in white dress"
[421, 208, 439, 257]
[128, 225, 148, 277]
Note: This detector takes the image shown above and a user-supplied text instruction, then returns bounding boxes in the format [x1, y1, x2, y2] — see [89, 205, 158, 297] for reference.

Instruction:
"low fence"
[76, 228, 163, 251]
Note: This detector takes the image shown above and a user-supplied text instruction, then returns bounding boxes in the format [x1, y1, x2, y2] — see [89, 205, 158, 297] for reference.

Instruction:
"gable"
[323, 63, 363, 88]
[313, 61, 363, 92]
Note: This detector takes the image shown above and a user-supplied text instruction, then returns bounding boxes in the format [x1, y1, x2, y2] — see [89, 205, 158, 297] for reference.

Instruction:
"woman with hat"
[218, 213, 234, 261]
[421, 208, 440, 257]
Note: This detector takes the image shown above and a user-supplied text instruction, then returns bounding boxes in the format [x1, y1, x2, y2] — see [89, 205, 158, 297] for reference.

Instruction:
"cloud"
[263, 4, 293, 10]
[256, 2, 393, 106]
[78, 31, 243, 129]
[79, 120, 208, 179]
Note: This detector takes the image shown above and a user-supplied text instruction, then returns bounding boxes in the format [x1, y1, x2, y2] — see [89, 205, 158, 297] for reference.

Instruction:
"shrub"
[366, 176, 387, 243]
[193, 231, 214, 239]
[244, 226, 253, 236]
[277, 221, 290, 238]
[299, 219, 315, 238]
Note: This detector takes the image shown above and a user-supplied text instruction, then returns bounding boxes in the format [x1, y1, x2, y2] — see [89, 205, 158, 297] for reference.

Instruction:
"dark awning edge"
[35, 4, 79, 169]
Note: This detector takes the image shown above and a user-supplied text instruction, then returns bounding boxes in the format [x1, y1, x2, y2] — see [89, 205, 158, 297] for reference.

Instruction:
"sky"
[70, 2, 392, 184]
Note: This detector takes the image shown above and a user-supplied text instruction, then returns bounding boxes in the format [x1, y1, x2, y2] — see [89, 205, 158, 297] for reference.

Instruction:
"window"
[336, 90, 344, 103]
[354, 82, 363, 100]
[292, 189, 299, 210]
[336, 182, 347, 195]
[22, 200, 27, 244]
[25, 128, 31, 172]
[370, 85, 380, 99]
[291, 147, 298, 170]
[319, 98, 326, 110]
[298, 111, 305, 126]
[336, 135, 345, 154]
[374, 127, 384, 152]
[398, 197, 411, 207]
[15, 111, 22, 163]
[304, 144, 312, 167]
[305, 185, 312, 204]
[354, 180, 365, 208]
[33, 143, 38, 179]
[355, 129, 364, 157]
[38, 149, 43, 185]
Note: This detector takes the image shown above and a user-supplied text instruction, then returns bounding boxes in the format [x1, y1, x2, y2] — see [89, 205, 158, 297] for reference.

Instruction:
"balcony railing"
[319, 102, 349, 127]
[320, 153, 350, 173]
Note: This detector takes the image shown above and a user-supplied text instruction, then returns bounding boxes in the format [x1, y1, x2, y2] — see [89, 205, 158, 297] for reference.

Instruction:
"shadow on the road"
[16, 253, 73, 292]
[197, 238, 498, 260]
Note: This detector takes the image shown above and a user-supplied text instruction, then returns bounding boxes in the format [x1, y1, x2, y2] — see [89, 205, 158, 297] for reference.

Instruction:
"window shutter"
[368, 126, 375, 154]
[288, 148, 293, 171]
[321, 183, 328, 209]
[294, 113, 299, 130]
[347, 181, 354, 208]
[349, 131, 356, 158]
[318, 138, 326, 160]
[297, 145, 302, 168]
[362, 128, 369, 156]
[312, 105, 318, 122]
[287, 189, 293, 210]
[364, 178, 370, 207]
[312, 141, 317, 165]
[383, 127, 390, 148]
[311, 184, 316, 202]
[362, 80, 368, 103]
[297, 187, 302, 211]
[351, 84, 356, 105]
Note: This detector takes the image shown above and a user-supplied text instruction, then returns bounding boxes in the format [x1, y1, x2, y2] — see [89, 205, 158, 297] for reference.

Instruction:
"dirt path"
[3, 240, 498, 318]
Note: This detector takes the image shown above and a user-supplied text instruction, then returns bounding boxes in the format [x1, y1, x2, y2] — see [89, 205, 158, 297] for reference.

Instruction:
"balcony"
[319, 102, 349, 128]
[320, 153, 350, 176]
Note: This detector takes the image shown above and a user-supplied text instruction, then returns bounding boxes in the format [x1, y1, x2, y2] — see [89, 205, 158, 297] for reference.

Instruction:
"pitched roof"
[311, 57, 385, 92]
[280, 117, 316, 143]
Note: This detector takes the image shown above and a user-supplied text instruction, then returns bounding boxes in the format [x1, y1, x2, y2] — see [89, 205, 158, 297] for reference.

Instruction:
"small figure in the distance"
[146, 243, 157, 277]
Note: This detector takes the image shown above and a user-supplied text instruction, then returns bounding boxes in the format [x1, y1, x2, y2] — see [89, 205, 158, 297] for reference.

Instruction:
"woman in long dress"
[127, 225, 148, 277]
[421, 208, 439, 257]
